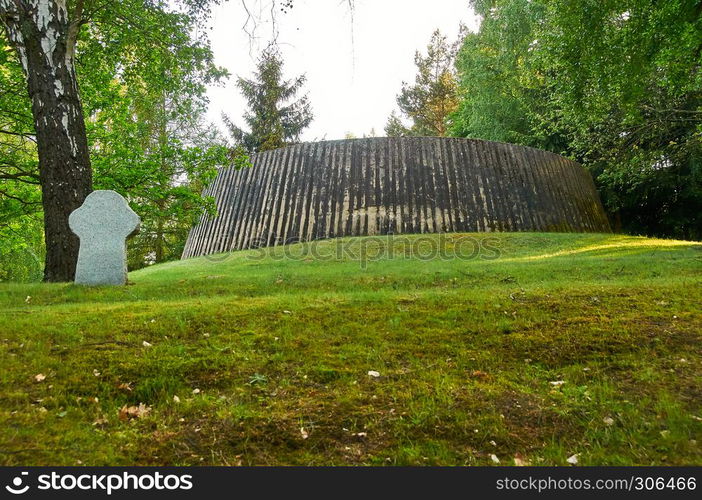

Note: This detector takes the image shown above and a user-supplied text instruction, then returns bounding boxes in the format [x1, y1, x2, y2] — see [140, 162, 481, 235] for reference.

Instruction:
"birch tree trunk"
[0, 0, 92, 281]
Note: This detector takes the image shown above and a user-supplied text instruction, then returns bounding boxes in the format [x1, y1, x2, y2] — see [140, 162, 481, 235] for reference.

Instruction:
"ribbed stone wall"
[182, 137, 610, 258]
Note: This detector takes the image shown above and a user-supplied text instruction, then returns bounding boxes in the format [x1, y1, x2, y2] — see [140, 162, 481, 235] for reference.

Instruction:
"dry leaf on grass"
[93, 416, 109, 426]
[471, 370, 489, 380]
[118, 403, 151, 421]
[34, 373, 46, 382]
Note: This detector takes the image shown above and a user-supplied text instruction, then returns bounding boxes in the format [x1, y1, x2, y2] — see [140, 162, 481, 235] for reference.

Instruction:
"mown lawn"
[0, 232, 700, 466]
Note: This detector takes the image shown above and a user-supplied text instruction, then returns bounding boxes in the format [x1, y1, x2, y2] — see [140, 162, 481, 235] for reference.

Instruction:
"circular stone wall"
[182, 137, 610, 258]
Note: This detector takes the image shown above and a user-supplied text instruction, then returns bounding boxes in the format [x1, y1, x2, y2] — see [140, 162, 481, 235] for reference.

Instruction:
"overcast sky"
[205, 0, 480, 141]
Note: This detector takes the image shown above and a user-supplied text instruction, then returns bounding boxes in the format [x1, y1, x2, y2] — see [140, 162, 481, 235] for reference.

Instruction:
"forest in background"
[1, 0, 700, 282]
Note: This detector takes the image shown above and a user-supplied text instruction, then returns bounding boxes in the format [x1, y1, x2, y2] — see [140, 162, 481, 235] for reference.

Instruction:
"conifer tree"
[224, 48, 313, 153]
[385, 29, 462, 137]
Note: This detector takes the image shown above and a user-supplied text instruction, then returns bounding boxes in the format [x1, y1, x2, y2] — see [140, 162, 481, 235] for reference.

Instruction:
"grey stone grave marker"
[69, 190, 140, 285]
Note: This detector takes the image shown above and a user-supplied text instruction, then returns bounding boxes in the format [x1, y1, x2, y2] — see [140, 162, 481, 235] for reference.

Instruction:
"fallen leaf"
[34, 373, 46, 382]
[550, 380, 566, 387]
[566, 454, 579, 465]
[118, 403, 151, 421]
[93, 369, 101, 377]
[192, 388, 201, 395]
[367, 370, 380, 378]
[173, 395, 181, 403]
[282, 310, 293, 315]
[142, 341, 152, 347]
[300, 427, 309, 439]
[514, 453, 529, 466]
[118, 382, 133, 392]
[490, 454, 500, 464]
[603, 416, 614, 426]
[471, 370, 489, 379]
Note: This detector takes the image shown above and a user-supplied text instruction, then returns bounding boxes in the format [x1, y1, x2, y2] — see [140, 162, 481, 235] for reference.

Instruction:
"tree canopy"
[385, 29, 462, 137]
[223, 48, 313, 153]
[452, 0, 702, 239]
[0, 0, 234, 279]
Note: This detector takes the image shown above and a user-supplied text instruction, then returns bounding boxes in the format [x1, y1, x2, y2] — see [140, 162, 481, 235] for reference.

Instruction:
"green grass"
[0, 232, 701, 466]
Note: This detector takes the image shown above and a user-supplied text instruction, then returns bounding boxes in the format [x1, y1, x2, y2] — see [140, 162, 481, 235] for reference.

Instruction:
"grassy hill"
[0, 232, 700, 466]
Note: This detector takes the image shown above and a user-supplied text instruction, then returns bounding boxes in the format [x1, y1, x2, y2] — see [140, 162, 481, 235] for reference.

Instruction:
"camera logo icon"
[5, 472, 29, 495]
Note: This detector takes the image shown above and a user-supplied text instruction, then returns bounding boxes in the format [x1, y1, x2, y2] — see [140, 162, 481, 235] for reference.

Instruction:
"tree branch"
[0, 128, 35, 141]
[65, 0, 86, 63]
[0, 187, 41, 204]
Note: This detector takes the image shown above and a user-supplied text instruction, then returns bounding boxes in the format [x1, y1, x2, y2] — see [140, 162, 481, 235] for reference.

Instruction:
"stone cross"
[69, 190, 140, 285]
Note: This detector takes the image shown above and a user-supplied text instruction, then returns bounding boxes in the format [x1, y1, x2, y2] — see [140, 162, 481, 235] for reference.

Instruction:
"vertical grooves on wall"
[271, 146, 292, 245]
[260, 149, 279, 243]
[182, 137, 610, 258]
[211, 165, 235, 253]
[282, 143, 303, 243]
[192, 169, 223, 256]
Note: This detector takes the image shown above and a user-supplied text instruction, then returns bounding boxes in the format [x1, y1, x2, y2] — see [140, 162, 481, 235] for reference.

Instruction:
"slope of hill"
[0, 233, 700, 465]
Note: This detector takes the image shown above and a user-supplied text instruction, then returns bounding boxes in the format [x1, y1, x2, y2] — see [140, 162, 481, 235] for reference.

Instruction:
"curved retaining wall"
[182, 137, 610, 258]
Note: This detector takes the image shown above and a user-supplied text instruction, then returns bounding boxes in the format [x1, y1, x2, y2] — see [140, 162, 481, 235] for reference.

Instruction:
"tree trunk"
[1, 0, 92, 282]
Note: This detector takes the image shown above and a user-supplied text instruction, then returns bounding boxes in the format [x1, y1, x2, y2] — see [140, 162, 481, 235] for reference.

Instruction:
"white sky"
[205, 0, 479, 141]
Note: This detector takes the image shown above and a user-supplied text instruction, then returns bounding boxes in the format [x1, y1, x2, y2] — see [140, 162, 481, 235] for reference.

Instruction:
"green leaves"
[453, 0, 702, 239]
[1, 0, 231, 277]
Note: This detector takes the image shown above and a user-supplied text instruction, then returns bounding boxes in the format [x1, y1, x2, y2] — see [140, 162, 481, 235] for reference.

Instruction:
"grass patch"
[0, 232, 700, 465]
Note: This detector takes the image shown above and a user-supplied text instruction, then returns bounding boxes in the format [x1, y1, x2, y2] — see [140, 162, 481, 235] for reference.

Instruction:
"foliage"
[0, 214, 43, 282]
[385, 29, 463, 137]
[534, 0, 702, 239]
[452, 0, 702, 239]
[224, 48, 313, 153]
[0, 0, 234, 276]
[0, 28, 42, 280]
[0, 233, 700, 465]
[451, 0, 555, 148]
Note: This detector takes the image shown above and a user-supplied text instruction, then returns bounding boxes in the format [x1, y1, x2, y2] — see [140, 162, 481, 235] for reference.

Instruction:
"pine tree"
[385, 29, 462, 137]
[224, 48, 313, 153]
